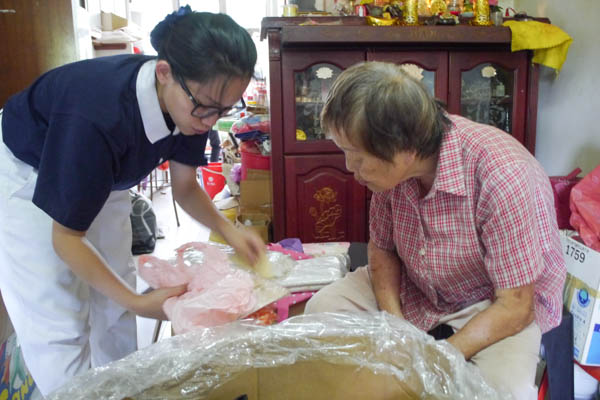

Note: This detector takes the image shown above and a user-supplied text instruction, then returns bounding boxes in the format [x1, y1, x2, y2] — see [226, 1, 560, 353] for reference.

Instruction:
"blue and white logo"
[578, 289, 591, 308]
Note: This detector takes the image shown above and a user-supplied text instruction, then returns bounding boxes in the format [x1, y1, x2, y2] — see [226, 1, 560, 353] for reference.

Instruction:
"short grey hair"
[321, 61, 450, 162]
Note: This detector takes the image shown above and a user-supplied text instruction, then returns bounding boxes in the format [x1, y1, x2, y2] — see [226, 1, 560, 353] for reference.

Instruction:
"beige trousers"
[305, 266, 541, 400]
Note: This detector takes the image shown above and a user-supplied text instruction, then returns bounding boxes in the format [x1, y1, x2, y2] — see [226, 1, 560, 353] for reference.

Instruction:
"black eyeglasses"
[176, 75, 245, 119]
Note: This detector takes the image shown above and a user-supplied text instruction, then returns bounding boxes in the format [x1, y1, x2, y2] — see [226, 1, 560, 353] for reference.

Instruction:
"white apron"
[0, 111, 137, 396]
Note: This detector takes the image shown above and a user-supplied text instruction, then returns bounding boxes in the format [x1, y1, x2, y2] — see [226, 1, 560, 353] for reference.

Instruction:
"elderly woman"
[305, 61, 566, 399]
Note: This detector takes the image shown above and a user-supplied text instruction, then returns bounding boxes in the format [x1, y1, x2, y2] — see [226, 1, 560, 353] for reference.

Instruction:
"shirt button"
[419, 248, 426, 257]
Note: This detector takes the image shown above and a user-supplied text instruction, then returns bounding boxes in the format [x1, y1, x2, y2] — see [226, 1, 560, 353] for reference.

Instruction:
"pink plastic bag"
[550, 168, 582, 230]
[138, 242, 287, 334]
[570, 165, 600, 251]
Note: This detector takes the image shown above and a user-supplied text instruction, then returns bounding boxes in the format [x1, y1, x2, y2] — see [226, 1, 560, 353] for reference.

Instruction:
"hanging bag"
[130, 191, 157, 255]
[570, 165, 600, 251]
[549, 168, 582, 230]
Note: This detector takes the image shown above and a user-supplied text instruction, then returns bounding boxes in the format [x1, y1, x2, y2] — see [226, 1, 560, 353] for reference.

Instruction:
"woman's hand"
[220, 223, 266, 267]
[130, 284, 188, 320]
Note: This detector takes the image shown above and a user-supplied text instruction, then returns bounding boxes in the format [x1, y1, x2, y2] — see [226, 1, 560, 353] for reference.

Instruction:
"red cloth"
[370, 115, 566, 333]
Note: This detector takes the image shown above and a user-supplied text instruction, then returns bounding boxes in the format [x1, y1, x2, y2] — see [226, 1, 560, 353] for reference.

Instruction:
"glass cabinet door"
[368, 51, 449, 103]
[294, 63, 343, 142]
[459, 63, 514, 133]
[449, 52, 528, 144]
[282, 51, 365, 154]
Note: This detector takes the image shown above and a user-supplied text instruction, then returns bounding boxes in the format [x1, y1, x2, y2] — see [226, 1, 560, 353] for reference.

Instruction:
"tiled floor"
[134, 180, 210, 349]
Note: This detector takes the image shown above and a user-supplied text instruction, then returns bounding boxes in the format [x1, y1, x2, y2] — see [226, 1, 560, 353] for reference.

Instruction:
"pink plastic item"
[274, 291, 315, 322]
[570, 165, 600, 251]
[138, 242, 257, 334]
[266, 243, 313, 260]
[550, 168, 582, 230]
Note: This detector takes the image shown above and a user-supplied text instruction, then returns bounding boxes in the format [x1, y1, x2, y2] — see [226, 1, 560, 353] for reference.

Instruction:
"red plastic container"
[201, 162, 225, 199]
[241, 150, 270, 180]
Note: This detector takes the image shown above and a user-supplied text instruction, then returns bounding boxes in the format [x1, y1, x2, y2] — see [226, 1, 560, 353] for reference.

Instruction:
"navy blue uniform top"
[1, 55, 208, 231]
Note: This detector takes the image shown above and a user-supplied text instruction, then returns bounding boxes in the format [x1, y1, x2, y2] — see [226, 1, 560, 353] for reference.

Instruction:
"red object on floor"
[576, 361, 600, 381]
[201, 162, 225, 199]
[537, 368, 548, 400]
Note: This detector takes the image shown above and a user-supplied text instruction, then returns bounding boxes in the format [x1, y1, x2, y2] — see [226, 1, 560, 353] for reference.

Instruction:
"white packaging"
[562, 234, 600, 365]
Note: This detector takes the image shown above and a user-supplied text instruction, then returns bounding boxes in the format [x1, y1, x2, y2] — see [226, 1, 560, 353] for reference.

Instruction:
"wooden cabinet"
[285, 155, 366, 242]
[368, 51, 449, 103]
[0, 0, 78, 107]
[262, 17, 543, 243]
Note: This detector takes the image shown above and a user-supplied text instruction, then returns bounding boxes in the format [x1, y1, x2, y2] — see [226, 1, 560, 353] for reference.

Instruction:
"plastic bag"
[550, 168, 582, 230]
[275, 255, 350, 292]
[570, 165, 600, 251]
[137, 242, 288, 334]
[230, 114, 270, 134]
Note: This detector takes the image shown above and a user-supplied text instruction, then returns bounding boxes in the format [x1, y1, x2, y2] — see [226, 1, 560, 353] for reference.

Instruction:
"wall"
[516, 0, 600, 175]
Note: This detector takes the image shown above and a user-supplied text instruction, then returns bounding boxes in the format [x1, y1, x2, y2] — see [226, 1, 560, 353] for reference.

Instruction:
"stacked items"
[230, 114, 273, 243]
[275, 255, 349, 293]
[210, 112, 271, 243]
[267, 241, 351, 321]
[268, 241, 351, 292]
[560, 165, 600, 365]
[92, 11, 143, 57]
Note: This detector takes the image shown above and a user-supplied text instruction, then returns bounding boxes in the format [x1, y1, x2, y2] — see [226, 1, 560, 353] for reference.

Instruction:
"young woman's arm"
[52, 222, 186, 319]
[169, 159, 265, 266]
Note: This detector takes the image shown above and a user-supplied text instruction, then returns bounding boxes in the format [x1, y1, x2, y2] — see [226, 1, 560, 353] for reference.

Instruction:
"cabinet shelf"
[461, 96, 513, 106]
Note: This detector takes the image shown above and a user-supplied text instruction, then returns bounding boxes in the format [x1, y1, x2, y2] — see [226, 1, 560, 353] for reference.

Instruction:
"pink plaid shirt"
[370, 115, 566, 333]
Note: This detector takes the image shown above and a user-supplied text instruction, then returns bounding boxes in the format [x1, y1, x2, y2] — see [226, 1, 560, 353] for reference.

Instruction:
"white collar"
[136, 59, 180, 144]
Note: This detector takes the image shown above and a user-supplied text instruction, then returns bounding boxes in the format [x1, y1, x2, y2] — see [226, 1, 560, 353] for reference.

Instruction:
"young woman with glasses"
[0, 7, 263, 395]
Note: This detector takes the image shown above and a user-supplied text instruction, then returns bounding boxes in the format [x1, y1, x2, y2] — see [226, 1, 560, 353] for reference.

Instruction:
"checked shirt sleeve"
[369, 191, 396, 251]
[477, 161, 547, 289]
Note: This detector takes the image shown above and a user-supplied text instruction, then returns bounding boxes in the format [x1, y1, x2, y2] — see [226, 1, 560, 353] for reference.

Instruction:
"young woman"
[0, 7, 264, 395]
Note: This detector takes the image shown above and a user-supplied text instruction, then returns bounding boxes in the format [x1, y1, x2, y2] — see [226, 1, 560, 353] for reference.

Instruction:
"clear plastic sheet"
[216, 241, 349, 291]
[48, 312, 511, 399]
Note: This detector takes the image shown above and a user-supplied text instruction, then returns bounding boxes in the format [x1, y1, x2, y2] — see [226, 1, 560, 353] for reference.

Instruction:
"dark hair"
[150, 9, 257, 84]
[321, 61, 451, 162]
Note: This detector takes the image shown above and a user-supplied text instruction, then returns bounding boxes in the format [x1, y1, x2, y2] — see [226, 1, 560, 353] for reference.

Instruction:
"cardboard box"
[50, 312, 500, 399]
[240, 169, 272, 216]
[237, 213, 271, 243]
[100, 11, 128, 31]
[204, 361, 418, 400]
[562, 234, 600, 365]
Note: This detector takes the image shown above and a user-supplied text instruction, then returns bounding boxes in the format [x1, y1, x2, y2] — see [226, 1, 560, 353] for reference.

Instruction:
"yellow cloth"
[503, 20, 572, 72]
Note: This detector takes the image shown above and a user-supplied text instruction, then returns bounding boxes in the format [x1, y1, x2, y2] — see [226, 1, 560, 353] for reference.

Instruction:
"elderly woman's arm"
[368, 240, 404, 318]
[446, 283, 535, 360]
